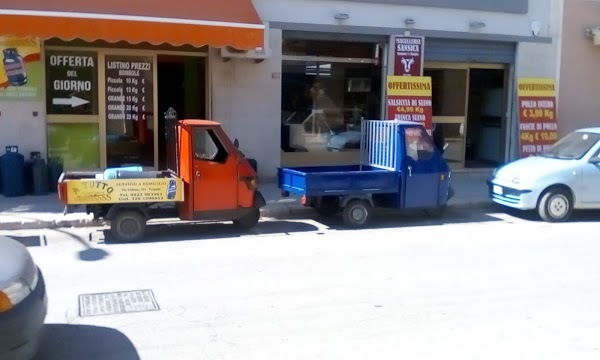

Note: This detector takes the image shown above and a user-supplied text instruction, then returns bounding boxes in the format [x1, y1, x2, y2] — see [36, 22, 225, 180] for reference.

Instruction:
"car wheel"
[110, 210, 147, 242]
[233, 208, 260, 230]
[342, 200, 372, 228]
[538, 188, 573, 222]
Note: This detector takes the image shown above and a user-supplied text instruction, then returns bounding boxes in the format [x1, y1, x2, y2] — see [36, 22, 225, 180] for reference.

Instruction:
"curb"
[0, 200, 496, 231]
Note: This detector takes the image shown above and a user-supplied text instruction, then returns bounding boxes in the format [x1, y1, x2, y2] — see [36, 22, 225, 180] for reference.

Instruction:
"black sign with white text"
[45, 51, 98, 115]
[104, 55, 153, 123]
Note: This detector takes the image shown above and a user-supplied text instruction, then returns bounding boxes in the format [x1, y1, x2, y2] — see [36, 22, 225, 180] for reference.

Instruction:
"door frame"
[45, 45, 208, 170]
[424, 61, 508, 169]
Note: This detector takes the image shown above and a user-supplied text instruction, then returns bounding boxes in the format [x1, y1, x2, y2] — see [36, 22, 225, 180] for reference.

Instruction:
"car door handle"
[195, 171, 200, 177]
[408, 165, 412, 177]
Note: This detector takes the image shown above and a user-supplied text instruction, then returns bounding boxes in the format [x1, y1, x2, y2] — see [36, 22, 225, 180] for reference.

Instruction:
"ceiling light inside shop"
[469, 21, 486, 30]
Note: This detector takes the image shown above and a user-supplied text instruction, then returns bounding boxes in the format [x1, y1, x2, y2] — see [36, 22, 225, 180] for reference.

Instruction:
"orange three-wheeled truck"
[57, 119, 265, 241]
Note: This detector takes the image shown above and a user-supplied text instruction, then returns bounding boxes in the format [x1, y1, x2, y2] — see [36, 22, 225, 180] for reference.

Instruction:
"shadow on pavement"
[502, 208, 600, 223]
[280, 205, 504, 231]
[33, 324, 140, 360]
[52, 229, 110, 261]
[103, 220, 321, 245]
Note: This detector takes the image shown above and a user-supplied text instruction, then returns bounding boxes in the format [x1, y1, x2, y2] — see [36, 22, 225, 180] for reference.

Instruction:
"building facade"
[0, 0, 563, 181]
[558, 0, 600, 134]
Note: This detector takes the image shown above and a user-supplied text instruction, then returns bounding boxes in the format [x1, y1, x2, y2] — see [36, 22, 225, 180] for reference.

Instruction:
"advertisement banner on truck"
[386, 75, 433, 134]
[0, 36, 42, 100]
[65, 178, 184, 205]
[517, 78, 558, 158]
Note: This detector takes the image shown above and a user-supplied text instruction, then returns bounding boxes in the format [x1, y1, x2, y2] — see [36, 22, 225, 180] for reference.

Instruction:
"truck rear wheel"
[233, 208, 260, 230]
[110, 210, 147, 242]
[342, 200, 372, 228]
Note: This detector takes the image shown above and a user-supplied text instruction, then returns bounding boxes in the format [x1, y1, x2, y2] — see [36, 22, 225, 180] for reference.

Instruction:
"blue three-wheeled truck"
[278, 120, 454, 227]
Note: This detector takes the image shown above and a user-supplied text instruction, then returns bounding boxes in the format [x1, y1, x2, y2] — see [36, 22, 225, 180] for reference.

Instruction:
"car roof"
[575, 127, 600, 134]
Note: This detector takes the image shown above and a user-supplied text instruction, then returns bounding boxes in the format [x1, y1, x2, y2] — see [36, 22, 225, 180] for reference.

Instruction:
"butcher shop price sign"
[517, 77, 558, 158]
[45, 51, 98, 115]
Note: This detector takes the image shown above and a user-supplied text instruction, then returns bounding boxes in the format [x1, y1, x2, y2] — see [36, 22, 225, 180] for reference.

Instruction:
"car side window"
[193, 128, 228, 163]
[404, 127, 435, 161]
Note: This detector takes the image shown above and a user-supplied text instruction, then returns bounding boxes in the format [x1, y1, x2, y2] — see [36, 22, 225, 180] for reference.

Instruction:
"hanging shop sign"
[386, 75, 433, 134]
[392, 35, 425, 76]
[104, 55, 154, 123]
[517, 77, 558, 158]
[0, 36, 42, 101]
[46, 51, 98, 115]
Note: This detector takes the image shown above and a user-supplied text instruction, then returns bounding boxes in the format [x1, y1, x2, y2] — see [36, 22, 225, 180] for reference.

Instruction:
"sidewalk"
[0, 170, 493, 230]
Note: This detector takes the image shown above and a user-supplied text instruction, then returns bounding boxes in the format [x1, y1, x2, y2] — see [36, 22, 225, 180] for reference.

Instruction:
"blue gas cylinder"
[0, 146, 26, 197]
[2, 48, 28, 86]
[30, 152, 49, 196]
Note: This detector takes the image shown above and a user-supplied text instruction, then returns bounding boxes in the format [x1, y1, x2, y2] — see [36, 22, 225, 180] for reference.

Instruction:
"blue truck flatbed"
[278, 165, 400, 196]
[277, 120, 452, 227]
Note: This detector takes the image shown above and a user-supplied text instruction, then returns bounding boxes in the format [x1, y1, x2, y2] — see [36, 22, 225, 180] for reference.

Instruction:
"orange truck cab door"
[191, 126, 239, 215]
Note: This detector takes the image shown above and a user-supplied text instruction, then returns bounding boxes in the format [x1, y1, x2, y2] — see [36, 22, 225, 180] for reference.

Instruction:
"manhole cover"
[78, 289, 160, 317]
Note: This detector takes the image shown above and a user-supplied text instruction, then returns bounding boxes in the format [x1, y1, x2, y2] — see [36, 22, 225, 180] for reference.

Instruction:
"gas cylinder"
[2, 48, 28, 86]
[30, 152, 49, 196]
[0, 146, 25, 197]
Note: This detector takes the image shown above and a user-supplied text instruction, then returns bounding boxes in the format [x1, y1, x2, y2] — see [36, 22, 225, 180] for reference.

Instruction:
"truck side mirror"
[233, 138, 239, 149]
[589, 156, 600, 164]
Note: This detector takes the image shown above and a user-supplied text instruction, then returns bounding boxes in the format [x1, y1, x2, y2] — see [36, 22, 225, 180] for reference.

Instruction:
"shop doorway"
[425, 63, 508, 169]
[465, 68, 507, 168]
[157, 55, 206, 169]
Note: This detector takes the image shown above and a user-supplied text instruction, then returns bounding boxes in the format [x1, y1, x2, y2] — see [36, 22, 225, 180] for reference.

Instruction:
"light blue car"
[488, 127, 600, 222]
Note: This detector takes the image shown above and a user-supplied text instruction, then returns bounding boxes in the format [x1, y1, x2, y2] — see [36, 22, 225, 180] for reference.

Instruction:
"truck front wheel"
[342, 200, 372, 228]
[110, 210, 147, 242]
[233, 208, 260, 230]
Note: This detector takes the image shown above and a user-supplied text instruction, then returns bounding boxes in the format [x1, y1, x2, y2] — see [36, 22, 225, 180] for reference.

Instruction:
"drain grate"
[78, 289, 160, 317]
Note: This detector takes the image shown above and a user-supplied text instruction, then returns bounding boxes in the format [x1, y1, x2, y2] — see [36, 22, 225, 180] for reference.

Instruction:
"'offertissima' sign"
[386, 75, 433, 134]
[517, 78, 558, 158]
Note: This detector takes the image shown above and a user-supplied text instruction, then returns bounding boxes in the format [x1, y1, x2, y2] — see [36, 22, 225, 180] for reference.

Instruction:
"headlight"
[0, 262, 38, 313]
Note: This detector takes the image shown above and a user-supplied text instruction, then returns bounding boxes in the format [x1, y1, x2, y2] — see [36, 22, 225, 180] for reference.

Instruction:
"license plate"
[493, 185, 503, 195]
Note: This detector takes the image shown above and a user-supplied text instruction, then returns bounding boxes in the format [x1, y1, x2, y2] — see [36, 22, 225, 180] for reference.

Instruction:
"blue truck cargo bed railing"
[360, 120, 404, 171]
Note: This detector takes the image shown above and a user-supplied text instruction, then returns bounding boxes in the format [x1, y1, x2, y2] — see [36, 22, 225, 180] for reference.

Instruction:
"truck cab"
[58, 119, 265, 241]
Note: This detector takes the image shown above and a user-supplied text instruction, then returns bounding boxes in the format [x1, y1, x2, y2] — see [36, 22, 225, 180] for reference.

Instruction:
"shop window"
[193, 128, 228, 163]
[47, 123, 100, 170]
[281, 59, 382, 166]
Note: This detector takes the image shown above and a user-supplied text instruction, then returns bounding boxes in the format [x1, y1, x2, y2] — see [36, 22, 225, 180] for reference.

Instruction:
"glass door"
[424, 64, 469, 169]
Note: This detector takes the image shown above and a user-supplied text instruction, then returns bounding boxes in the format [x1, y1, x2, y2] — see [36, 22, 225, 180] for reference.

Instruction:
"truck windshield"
[541, 132, 600, 160]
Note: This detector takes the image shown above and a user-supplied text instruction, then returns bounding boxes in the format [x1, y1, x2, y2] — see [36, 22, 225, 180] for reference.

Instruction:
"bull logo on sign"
[401, 57, 415, 74]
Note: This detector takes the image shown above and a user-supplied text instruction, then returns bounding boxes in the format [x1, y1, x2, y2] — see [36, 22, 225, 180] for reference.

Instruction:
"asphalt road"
[3, 206, 600, 360]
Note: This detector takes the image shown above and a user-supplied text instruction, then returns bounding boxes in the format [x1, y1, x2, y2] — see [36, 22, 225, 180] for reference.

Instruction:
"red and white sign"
[393, 35, 425, 76]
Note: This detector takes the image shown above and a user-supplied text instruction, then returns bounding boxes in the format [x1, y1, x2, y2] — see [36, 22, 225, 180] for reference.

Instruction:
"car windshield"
[541, 131, 600, 159]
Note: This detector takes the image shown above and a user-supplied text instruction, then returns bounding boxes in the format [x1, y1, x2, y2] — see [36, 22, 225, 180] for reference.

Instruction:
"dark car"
[0, 236, 47, 360]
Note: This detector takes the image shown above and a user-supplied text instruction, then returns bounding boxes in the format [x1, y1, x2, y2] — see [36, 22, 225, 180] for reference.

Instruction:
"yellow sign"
[65, 178, 184, 205]
[387, 75, 432, 97]
[517, 78, 556, 98]
[0, 36, 42, 100]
